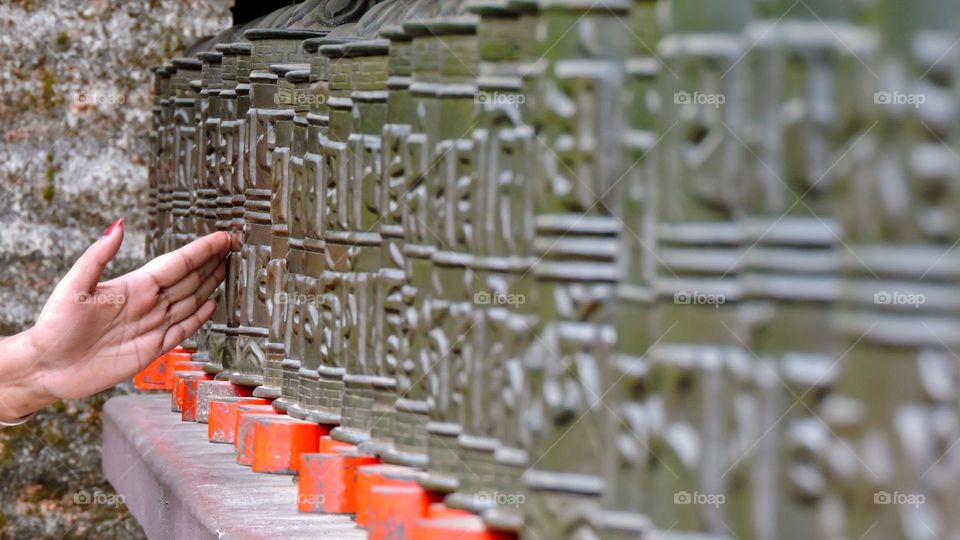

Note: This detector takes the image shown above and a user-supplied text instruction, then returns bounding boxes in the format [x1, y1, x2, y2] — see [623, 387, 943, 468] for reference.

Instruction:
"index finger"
[141, 231, 232, 289]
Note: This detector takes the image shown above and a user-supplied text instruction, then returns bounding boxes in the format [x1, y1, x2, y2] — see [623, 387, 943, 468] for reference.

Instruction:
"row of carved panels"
[145, 0, 960, 538]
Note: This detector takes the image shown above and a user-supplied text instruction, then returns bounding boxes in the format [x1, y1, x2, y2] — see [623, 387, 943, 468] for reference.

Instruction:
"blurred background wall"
[0, 0, 229, 537]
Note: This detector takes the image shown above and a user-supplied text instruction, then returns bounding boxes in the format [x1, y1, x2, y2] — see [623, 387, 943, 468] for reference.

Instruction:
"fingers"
[164, 260, 226, 324]
[59, 218, 125, 294]
[160, 254, 224, 305]
[161, 299, 216, 352]
[141, 231, 232, 289]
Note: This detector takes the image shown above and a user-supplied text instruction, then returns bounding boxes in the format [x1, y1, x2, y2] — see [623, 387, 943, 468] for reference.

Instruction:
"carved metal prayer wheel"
[285, 35, 329, 422]
[358, 0, 447, 458]
[258, 62, 303, 400]
[155, 63, 175, 257]
[642, 0, 753, 535]
[148, 65, 172, 260]
[444, 0, 535, 518]
[276, 65, 313, 413]
[174, 58, 205, 354]
[827, 1, 960, 538]
[327, 37, 392, 446]
[206, 44, 235, 376]
[190, 50, 224, 372]
[414, 8, 481, 497]
[376, 18, 440, 469]
[725, 2, 868, 538]
[359, 27, 409, 459]
[156, 63, 178, 257]
[171, 58, 202, 253]
[147, 2, 960, 538]
[292, 35, 350, 426]
[234, 27, 326, 389]
[308, 38, 353, 426]
[597, 0, 659, 537]
[147, 65, 166, 261]
[518, 2, 631, 538]
[218, 40, 254, 382]
[481, 1, 542, 532]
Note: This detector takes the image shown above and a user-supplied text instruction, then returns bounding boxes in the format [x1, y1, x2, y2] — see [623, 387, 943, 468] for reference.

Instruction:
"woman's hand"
[0, 218, 230, 422]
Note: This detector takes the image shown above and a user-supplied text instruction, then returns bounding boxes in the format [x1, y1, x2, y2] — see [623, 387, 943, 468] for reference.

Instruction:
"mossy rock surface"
[0, 0, 231, 537]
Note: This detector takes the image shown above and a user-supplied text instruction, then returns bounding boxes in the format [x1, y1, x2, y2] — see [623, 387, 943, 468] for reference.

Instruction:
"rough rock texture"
[0, 0, 230, 537]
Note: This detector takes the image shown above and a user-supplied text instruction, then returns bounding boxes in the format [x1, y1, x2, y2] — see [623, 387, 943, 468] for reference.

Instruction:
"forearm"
[0, 329, 55, 423]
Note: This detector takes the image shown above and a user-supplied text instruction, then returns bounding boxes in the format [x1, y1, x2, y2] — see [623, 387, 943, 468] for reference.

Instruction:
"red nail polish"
[103, 217, 124, 237]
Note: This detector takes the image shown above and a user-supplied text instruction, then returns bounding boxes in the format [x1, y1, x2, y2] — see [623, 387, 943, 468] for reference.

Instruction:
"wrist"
[0, 328, 57, 422]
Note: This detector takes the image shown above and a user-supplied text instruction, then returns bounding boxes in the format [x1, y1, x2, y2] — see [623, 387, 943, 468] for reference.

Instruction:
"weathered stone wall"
[0, 0, 229, 536]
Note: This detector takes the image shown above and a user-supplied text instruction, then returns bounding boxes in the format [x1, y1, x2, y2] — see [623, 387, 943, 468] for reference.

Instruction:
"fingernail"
[103, 217, 124, 237]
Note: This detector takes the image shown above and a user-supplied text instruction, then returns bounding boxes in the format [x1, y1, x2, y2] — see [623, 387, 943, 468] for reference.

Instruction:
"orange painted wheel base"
[234, 404, 279, 445]
[368, 484, 443, 540]
[208, 397, 270, 444]
[171, 371, 211, 414]
[251, 417, 320, 474]
[297, 452, 379, 514]
[355, 464, 423, 528]
[413, 515, 516, 540]
[180, 375, 218, 422]
[319, 435, 354, 453]
[134, 354, 169, 391]
[163, 348, 197, 390]
[426, 503, 473, 519]
[166, 361, 205, 393]
[195, 381, 254, 423]
[235, 407, 280, 465]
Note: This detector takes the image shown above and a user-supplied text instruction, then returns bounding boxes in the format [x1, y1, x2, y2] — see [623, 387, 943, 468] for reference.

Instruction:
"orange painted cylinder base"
[368, 484, 443, 540]
[426, 503, 473, 519]
[355, 464, 423, 528]
[208, 397, 270, 444]
[134, 354, 169, 391]
[297, 451, 379, 514]
[164, 348, 198, 390]
[413, 515, 516, 540]
[194, 381, 254, 423]
[319, 435, 355, 453]
[180, 375, 218, 422]
[235, 407, 280, 466]
[171, 371, 211, 414]
[252, 417, 321, 474]
[166, 361, 205, 394]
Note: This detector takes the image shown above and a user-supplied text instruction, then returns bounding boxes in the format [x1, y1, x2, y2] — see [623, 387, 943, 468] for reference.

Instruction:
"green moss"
[42, 177, 56, 202]
[55, 31, 69, 47]
[0, 437, 13, 466]
[39, 68, 63, 111]
[36, 422, 69, 450]
[42, 152, 58, 203]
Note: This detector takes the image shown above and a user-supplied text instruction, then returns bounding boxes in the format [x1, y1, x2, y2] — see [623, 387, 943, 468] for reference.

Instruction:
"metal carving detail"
[144, 1, 960, 538]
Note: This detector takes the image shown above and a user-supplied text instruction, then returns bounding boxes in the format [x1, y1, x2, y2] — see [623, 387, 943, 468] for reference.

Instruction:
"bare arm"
[0, 219, 231, 423]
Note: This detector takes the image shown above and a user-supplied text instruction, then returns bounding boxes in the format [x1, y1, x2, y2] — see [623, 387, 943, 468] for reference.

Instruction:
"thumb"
[60, 218, 125, 294]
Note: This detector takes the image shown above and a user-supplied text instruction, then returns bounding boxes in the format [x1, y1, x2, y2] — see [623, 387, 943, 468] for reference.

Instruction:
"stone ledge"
[102, 394, 367, 540]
